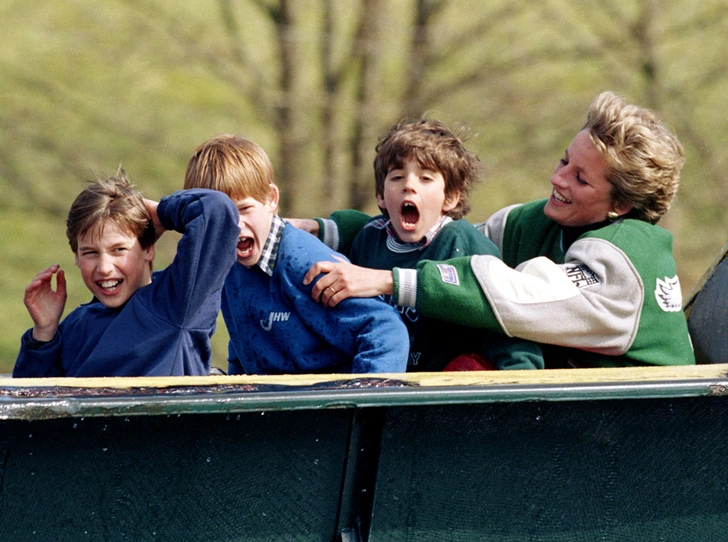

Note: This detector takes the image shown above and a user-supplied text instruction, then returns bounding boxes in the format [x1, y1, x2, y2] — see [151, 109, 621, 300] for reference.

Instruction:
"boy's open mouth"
[97, 279, 122, 294]
[238, 237, 254, 258]
[400, 202, 420, 231]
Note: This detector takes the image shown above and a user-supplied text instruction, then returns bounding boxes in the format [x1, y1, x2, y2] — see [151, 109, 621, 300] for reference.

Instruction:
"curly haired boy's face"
[377, 158, 459, 243]
[74, 220, 154, 309]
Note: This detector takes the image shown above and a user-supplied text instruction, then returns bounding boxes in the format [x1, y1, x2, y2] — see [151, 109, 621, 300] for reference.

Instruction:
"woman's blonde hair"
[584, 91, 684, 224]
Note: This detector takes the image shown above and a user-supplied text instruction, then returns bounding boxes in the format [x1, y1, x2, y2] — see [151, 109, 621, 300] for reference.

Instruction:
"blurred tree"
[3, 0, 728, 372]
[109, 0, 546, 216]
[531, 0, 728, 285]
[341, 0, 385, 211]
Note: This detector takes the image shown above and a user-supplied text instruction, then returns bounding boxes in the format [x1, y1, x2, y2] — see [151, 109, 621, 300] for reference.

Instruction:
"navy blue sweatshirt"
[14, 189, 239, 377]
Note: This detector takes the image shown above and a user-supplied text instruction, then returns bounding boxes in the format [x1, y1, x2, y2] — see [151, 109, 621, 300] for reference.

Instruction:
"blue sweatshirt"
[13, 189, 239, 377]
[222, 223, 409, 374]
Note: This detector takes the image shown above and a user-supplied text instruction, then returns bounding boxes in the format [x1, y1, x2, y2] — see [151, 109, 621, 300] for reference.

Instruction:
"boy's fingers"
[143, 198, 159, 214]
[56, 269, 67, 295]
[25, 281, 41, 296]
[29, 270, 52, 289]
[35, 267, 53, 281]
[27, 265, 65, 297]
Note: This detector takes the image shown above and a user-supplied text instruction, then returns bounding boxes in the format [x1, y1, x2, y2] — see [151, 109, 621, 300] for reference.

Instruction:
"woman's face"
[544, 130, 631, 227]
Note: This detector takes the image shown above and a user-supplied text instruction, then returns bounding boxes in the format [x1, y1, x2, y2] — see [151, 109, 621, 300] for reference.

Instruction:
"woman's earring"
[607, 211, 619, 221]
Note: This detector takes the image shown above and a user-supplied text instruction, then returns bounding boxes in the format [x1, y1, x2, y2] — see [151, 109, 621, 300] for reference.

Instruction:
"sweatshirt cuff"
[393, 267, 418, 308]
[22, 329, 55, 350]
[316, 218, 340, 251]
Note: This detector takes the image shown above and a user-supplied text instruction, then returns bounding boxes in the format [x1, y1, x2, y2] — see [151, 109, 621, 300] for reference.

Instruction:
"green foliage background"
[2, 0, 727, 373]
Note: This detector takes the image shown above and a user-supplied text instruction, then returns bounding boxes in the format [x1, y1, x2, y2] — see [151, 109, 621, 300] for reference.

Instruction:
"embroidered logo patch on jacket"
[437, 264, 459, 286]
[564, 263, 600, 288]
[655, 276, 682, 312]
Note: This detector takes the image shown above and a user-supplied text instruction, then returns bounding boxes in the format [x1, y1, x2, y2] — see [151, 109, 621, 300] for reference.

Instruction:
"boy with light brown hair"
[184, 134, 408, 374]
[14, 169, 240, 377]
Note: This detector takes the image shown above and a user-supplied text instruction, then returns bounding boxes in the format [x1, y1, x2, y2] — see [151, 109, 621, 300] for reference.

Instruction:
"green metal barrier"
[371, 398, 728, 541]
[1, 367, 728, 541]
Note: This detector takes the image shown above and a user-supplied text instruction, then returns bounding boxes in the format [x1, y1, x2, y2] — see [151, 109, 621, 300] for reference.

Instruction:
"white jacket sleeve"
[469, 236, 643, 355]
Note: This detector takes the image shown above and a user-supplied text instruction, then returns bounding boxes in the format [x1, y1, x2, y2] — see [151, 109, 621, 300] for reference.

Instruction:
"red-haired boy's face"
[377, 158, 459, 243]
[75, 220, 154, 308]
[232, 185, 279, 267]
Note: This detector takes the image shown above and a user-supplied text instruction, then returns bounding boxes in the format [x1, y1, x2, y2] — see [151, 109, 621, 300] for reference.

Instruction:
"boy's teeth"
[238, 237, 253, 255]
[401, 203, 419, 225]
[100, 280, 121, 289]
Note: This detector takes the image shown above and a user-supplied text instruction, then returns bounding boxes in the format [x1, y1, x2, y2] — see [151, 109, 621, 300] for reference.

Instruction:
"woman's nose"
[551, 168, 567, 188]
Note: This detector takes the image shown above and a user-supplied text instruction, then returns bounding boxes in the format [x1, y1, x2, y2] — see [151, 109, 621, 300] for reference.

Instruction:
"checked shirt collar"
[256, 215, 285, 277]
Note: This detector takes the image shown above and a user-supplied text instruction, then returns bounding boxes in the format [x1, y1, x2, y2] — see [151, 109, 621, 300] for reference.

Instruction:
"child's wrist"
[32, 325, 57, 343]
[376, 269, 395, 297]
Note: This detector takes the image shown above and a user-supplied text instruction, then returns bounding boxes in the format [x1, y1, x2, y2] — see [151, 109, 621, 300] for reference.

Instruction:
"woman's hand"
[24, 264, 67, 342]
[304, 257, 394, 307]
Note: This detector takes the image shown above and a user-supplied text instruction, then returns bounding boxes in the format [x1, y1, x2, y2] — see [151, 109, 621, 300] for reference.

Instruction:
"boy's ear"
[266, 184, 280, 210]
[144, 244, 156, 263]
[442, 190, 461, 214]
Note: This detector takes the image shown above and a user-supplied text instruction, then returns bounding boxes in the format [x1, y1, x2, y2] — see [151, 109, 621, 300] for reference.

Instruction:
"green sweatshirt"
[394, 200, 695, 367]
[350, 216, 543, 371]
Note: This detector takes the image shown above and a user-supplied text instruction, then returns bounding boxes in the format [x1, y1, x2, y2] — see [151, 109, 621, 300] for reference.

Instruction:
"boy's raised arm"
[153, 189, 239, 325]
[143, 198, 166, 242]
[15, 264, 67, 377]
[24, 264, 67, 342]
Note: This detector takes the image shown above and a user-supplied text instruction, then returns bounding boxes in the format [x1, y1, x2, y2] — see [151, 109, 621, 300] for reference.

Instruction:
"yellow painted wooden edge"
[2, 364, 728, 390]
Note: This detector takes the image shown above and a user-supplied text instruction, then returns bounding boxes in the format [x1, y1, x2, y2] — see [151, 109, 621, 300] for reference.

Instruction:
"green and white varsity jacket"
[393, 199, 695, 367]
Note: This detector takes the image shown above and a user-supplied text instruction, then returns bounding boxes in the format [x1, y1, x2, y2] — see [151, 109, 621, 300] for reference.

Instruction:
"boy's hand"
[284, 218, 320, 236]
[143, 198, 166, 242]
[25, 264, 67, 342]
[304, 257, 394, 307]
